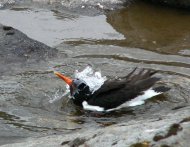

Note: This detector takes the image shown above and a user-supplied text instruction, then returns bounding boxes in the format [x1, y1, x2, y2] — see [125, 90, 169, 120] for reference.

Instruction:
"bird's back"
[87, 68, 169, 111]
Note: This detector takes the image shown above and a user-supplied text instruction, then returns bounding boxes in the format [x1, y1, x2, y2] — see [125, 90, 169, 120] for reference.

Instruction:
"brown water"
[0, 0, 190, 145]
[66, 1, 190, 56]
[107, 1, 190, 55]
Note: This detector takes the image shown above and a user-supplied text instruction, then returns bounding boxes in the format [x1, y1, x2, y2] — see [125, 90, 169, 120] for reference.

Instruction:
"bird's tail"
[153, 86, 170, 93]
[124, 68, 158, 84]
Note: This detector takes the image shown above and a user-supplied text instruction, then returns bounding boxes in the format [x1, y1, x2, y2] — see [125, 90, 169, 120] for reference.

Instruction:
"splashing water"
[74, 66, 107, 93]
[49, 66, 106, 103]
[48, 87, 70, 103]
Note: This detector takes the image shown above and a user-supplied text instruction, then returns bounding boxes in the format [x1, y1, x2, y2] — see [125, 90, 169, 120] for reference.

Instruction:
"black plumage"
[88, 68, 166, 110]
[55, 68, 170, 111]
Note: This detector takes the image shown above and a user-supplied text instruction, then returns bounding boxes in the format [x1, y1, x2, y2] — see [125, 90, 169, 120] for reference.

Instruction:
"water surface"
[0, 0, 190, 146]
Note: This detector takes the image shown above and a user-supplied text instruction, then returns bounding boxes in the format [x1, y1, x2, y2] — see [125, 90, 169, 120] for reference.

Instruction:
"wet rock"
[0, 50, 190, 146]
[0, 24, 58, 75]
[1, 103, 190, 147]
[0, 3, 190, 147]
[0, 0, 132, 16]
[2, 26, 13, 31]
[60, 0, 129, 9]
[69, 138, 86, 147]
[61, 140, 70, 146]
[0, 41, 186, 147]
[60, 138, 86, 146]
[0, 24, 57, 62]
[130, 141, 150, 147]
[180, 117, 190, 123]
[153, 124, 183, 141]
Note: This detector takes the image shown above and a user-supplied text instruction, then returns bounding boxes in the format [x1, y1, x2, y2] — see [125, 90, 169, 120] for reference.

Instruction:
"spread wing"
[88, 68, 161, 110]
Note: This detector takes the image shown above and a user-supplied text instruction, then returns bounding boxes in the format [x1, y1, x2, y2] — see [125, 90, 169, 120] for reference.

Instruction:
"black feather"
[88, 68, 164, 110]
[69, 68, 170, 111]
[153, 86, 170, 93]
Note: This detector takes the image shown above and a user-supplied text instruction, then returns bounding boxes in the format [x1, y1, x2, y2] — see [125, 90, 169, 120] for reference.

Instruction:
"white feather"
[127, 88, 162, 106]
[82, 101, 104, 112]
[106, 88, 162, 112]
[82, 88, 162, 112]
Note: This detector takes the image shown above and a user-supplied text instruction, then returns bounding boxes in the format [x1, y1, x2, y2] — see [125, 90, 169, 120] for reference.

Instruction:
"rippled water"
[65, 1, 190, 56]
[0, 0, 190, 145]
[0, 9, 124, 46]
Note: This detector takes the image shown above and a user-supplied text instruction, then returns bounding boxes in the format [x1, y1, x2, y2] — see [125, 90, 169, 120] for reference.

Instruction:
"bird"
[54, 68, 170, 112]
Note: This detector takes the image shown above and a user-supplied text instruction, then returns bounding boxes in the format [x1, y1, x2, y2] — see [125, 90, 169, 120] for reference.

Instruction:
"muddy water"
[0, 0, 190, 146]
[66, 1, 190, 56]
[106, 1, 190, 55]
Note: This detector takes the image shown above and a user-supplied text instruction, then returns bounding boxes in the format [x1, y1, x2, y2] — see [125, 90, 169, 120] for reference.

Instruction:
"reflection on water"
[66, 1, 190, 55]
[106, 1, 190, 54]
[0, 8, 124, 47]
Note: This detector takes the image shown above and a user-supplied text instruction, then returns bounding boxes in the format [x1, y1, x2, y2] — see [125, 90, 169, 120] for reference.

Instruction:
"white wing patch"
[83, 88, 162, 112]
[106, 88, 162, 112]
[127, 88, 162, 107]
[82, 101, 104, 112]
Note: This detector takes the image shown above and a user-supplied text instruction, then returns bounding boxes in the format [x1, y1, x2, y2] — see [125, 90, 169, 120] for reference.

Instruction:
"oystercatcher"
[54, 68, 170, 112]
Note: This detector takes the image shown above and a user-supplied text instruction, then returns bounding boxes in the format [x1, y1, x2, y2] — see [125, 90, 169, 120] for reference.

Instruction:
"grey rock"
[0, 24, 57, 63]
[0, 3, 190, 147]
[1, 106, 190, 147]
[0, 24, 58, 75]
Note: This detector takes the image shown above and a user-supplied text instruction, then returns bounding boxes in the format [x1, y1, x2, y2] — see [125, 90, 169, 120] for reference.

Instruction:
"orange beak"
[54, 71, 73, 86]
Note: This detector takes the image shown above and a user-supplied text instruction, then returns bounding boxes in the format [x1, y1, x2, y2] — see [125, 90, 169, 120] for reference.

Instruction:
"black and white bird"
[54, 68, 170, 112]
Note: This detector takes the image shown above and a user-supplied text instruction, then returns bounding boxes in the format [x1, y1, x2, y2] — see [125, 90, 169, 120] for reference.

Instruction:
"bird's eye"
[78, 83, 86, 91]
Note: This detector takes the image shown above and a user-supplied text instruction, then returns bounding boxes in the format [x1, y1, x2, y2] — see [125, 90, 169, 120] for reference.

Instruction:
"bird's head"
[54, 71, 91, 104]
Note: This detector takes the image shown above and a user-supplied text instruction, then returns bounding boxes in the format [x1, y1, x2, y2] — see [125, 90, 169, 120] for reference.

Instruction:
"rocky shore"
[0, 0, 190, 146]
[0, 22, 190, 146]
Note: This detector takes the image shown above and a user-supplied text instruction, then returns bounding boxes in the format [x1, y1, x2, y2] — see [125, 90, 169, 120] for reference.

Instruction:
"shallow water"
[66, 1, 190, 56]
[0, 9, 124, 46]
[0, 0, 190, 145]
